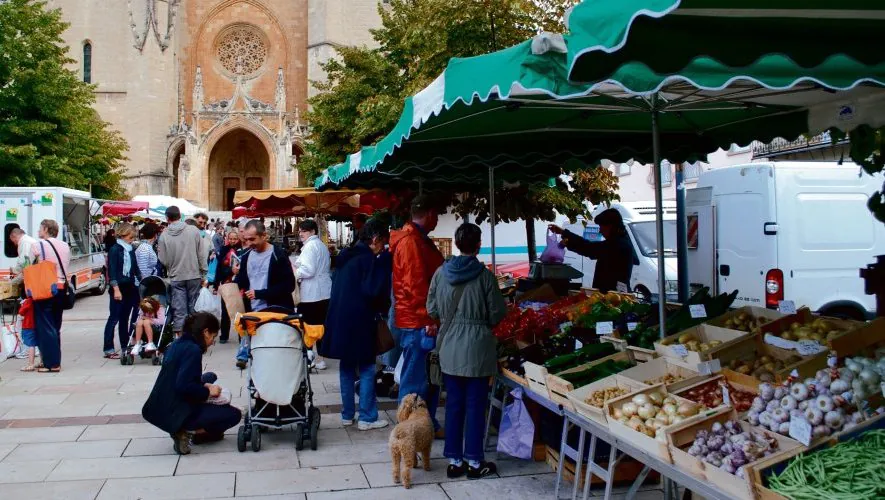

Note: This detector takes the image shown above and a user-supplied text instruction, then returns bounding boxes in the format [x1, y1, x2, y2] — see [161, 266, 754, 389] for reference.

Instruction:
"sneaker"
[129, 345, 139, 356]
[314, 360, 327, 370]
[467, 461, 497, 480]
[171, 430, 191, 455]
[447, 461, 467, 479]
[144, 342, 157, 352]
[341, 417, 355, 427]
[358, 419, 389, 431]
[382, 365, 395, 374]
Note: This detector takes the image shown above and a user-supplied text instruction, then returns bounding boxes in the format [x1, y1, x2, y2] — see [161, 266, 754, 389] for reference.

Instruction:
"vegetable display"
[659, 331, 723, 353]
[768, 429, 885, 500]
[584, 387, 631, 408]
[611, 390, 700, 443]
[770, 318, 849, 343]
[725, 353, 804, 382]
[645, 373, 686, 386]
[657, 288, 739, 336]
[679, 379, 756, 412]
[685, 420, 781, 478]
[722, 312, 771, 335]
[557, 359, 633, 389]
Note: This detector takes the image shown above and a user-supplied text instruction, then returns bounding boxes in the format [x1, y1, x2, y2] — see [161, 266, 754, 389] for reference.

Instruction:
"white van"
[562, 202, 679, 301]
[0, 187, 107, 296]
[687, 162, 885, 319]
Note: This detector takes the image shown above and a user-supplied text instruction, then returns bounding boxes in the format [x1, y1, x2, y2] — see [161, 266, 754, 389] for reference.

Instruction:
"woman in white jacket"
[294, 219, 332, 370]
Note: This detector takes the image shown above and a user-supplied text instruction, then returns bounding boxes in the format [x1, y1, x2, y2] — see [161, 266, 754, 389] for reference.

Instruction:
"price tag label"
[575, 340, 583, 350]
[720, 383, 731, 406]
[697, 358, 722, 375]
[671, 344, 689, 357]
[763, 333, 797, 350]
[616, 282, 629, 293]
[790, 369, 800, 378]
[778, 300, 797, 314]
[789, 417, 812, 446]
[796, 340, 827, 357]
[627, 322, 639, 332]
[559, 322, 573, 332]
[689, 304, 707, 319]
[595, 322, 614, 335]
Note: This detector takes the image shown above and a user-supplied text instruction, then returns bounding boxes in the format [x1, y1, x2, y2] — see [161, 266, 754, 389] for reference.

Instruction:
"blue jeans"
[398, 328, 440, 431]
[381, 304, 403, 368]
[443, 374, 488, 462]
[236, 336, 249, 362]
[103, 283, 139, 353]
[339, 360, 379, 423]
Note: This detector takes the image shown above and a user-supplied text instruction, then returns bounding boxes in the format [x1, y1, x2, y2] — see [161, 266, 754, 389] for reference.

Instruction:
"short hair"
[299, 219, 319, 234]
[358, 219, 390, 244]
[245, 219, 266, 235]
[194, 212, 208, 221]
[410, 195, 435, 218]
[139, 222, 159, 240]
[165, 206, 181, 221]
[10, 228, 24, 237]
[185, 218, 196, 226]
[116, 222, 136, 239]
[455, 223, 482, 254]
[40, 219, 59, 237]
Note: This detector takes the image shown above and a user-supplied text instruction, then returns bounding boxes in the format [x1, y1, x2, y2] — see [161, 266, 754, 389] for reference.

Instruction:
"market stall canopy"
[232, 188, 397, 218]
[101, 201, 149, 216]
[132, 195, 207, 217]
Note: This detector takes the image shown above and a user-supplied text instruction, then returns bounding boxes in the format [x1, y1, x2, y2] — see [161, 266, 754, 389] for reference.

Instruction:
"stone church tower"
[47, 0, 382, 210]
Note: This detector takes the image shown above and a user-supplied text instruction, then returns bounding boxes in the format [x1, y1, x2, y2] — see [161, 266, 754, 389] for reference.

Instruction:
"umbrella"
[101, 201, 149, 216]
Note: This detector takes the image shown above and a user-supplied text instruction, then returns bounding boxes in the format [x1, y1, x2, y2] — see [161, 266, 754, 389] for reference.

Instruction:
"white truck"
[687, 162, 885, 319]
[0, 187, 107, 297]
[562, 201, 679, 301]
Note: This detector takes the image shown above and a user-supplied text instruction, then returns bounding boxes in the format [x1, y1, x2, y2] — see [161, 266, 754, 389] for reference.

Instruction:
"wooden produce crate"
[498, 359, 528, 386]
[0, 279, 20, 300]
[600, 335, 658, 362]
[665, 407, 802, 500]
[705, 306, 785, 333]
[654, 324, 756, 371]
[828, 317, 885, 357]
[545, 445, 659, 489]
[545, 351, 637, 411]
[760, 307, 863, 345]
[717, 334, 828, 386]
[523, 361, 553, 399]
[604, 384, 700, 461]
[672, 372, 758, 416]
[617, 357, 707, 393]
[567, 374, 649, 426]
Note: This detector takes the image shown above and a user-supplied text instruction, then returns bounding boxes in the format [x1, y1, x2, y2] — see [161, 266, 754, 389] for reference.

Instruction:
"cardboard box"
[617, 357, 707, 392]
[566, 374, 648, 426]
[654, 324, 756, 370]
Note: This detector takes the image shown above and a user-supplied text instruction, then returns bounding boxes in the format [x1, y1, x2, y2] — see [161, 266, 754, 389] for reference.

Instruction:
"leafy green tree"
[0, 0, 128, 199]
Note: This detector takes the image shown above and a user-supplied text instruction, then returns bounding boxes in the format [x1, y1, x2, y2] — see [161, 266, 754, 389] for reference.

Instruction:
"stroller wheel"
[309, 419, 319, 451]
[237, 426, 247, 452]
[152, 355, 161, 366]
[250, 424, 261, 452]
[120, 354, 128, 366]
[294, 423, 305, 451]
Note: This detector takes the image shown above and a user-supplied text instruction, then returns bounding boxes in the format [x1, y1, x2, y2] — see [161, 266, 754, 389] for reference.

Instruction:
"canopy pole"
[676, 163, 690, 303]
[488, 166, 497, 274]
[418, 178, 424, 195]
[651, 95, 667, 339]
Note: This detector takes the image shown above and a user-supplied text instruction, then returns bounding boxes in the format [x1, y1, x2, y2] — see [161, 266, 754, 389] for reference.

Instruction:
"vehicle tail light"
[765, 269, 784, 308]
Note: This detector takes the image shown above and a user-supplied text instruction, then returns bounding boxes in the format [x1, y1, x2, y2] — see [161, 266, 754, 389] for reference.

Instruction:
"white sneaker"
[314, 360, 327, 370]
[145, 342, 157, 352]
[341, 417, 355, 427]
[129, 345, 139, 356]
[358, 419, 389, 431]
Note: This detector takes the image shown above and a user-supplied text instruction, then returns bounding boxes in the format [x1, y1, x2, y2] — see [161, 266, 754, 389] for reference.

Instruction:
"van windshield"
[629, 221, 677, 257]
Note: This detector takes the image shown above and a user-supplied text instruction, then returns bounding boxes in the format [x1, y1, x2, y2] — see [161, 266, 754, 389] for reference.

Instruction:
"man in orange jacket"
[390, 195, 445, 435]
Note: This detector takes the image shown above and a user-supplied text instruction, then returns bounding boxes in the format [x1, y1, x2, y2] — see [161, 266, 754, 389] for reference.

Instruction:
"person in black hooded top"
[142, 312, 241, 455]
[548, 208, 639, 293]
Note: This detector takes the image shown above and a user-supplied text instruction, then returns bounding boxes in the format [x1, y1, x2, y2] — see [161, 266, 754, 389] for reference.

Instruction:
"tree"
[0, 0, 128, 199]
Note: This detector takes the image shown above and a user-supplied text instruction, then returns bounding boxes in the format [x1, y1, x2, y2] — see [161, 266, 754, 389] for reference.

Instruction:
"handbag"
[375, 316, 395, 355]
[427, 284, 466, 387]
[43, 240, 75, 310]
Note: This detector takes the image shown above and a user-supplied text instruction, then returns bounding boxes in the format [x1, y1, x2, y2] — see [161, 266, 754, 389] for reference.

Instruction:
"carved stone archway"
[207, 128, 270, 210]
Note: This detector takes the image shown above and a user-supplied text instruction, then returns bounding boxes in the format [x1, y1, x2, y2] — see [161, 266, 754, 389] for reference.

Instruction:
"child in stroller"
[123, 275, 173, 366]
[130, 297, 163, 357]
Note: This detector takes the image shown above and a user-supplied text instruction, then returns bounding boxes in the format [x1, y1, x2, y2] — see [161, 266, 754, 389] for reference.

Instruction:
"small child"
[18, 298, 37, 371]
[131, 297, 164, 356]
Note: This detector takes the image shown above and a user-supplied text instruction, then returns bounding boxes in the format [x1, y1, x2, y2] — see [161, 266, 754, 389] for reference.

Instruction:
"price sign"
[595, 322, 614, 335]
[778, 300, 797, 314]
[575, 340, 584, 350]
[789, 417, 812, 446]
[616, 282, 629, 293]
[790, 369, 800, 378]
[627, 322, 639, 332]
[697, 358, 722, 375]
[764, 333, 797, 350]
[671, 344, 689, 357]
[796, 340, 827, 357]
[559, 322, 573, 332]
[689, 304, 707, 319]
[720, 383, 731, 406]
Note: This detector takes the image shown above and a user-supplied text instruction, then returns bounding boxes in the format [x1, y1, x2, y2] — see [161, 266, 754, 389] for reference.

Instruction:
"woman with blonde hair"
[102, 223, 142, 359]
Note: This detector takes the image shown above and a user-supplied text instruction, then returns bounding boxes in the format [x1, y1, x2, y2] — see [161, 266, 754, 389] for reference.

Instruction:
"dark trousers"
[219, 297, 230, 342]
[443, 374, 488, 462]
[103, 284, 139, 353]
[183, 403, 242, 435]
[33, 293, 64, 369]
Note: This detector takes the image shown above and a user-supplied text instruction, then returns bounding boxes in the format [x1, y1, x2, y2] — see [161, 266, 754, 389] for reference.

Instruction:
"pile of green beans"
[768, 429, 885, 500]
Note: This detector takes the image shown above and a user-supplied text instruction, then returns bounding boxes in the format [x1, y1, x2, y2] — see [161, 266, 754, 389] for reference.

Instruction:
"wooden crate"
[600, 335, 658, 362]
[828, 317, 885, 357]
[654, 324, 756, 370]
[567, 374, 649, 426]
[545, 446, 660, 490]
[672, 372, 758, 416]
[545, 351, 636, 411]
[664, 406, 732, 479]
[617, 357, 707, 393]
[716, 335, 828, 386]
[0, 279, 19, 300]
[760, 307, 863, 344]
[705, 306, 785, 332]
[523, 361, 552, 399]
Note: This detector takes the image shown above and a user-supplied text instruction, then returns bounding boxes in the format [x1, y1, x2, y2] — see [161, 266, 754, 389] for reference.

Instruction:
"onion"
[646, 418, 659, 430]
[613, 408, 623, 420]
[678, 402, 699, 417]
[621, 402, 638, 418]
[632, 393, 650, 406]
[629, 416, 643, 431]
[648, 392, 664, 405]
[655, 428, 667, 443]
[663, 403, 678, 416]
[638, 403, 656, 420]
[617, 416, 629, 424]
[655, 414, 671, 426]
[671, 415, 685, 425]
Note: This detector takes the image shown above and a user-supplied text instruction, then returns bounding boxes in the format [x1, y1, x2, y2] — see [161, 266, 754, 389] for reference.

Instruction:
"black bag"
[375, 316, 395, 355]
[43, 240, 75, 310]
[427, 284, 466, 387]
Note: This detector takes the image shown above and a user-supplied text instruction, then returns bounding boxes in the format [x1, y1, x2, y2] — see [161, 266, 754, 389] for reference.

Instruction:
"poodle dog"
[389, 393, 433, 488]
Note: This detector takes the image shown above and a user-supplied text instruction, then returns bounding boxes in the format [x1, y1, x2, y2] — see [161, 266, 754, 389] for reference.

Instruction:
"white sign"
[788, 417, 812, 446]
[778, 300, 797, 314]
[790, 369, 800, 378]
[595, 322, 614, 335]
[689, 304, 707, 319]
[627, 322, 639, 332]
[575, 340, 583, 350]
[697, 359, 722, 376]
[796, 340, 827, 357]
[671, 344, 689, 357]
[616, 282, 629, 293]
[721, 383, 731, 406]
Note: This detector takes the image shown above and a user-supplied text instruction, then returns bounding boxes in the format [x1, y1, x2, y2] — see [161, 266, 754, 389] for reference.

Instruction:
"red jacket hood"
[389, 222, 420, 253]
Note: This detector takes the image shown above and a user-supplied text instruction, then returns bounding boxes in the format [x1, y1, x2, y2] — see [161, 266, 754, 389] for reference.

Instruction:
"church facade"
[47, 0, 382, 210]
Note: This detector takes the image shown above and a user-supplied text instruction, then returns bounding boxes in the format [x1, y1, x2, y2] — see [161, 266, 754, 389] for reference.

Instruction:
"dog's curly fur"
[389, 393, 433, 488]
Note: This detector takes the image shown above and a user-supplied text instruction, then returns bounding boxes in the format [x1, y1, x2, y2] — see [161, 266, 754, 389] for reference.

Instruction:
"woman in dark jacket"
[548, 208, 639, 293]
[142, 312, 241, 454]
[320, 219, 392, 430]
[211, 229, 242, 343]
[102, 223, 142, 359]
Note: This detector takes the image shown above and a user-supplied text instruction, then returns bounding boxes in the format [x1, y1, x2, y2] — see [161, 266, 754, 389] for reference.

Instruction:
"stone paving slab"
[3, 402, 106, 419]
[3, 439, 129, 462]
[0, 459, 59, 483]
[98, 472, 236, 500]
[362, 457, 468, 488]
[307, 483, 450, 500]
[79, 422, 168, 441]
[0, 479, 105, 500]
[234, 464, 369, 496]
[47, 455, 179, 482]
[176, 449, 300, 475]
[441, 473, 558, 499]
[0, 443, 15, 461]
[0, 425, 86, 444]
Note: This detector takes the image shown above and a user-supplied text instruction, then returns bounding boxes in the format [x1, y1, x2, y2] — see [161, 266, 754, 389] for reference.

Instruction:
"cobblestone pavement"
[0, 294, 663, 499]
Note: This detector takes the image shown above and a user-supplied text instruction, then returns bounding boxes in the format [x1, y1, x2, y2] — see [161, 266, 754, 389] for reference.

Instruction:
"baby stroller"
[235, 308, 320, 452]
[122, 275, 174, 366]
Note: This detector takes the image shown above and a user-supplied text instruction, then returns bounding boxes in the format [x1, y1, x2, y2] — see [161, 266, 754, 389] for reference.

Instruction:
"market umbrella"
[101, 201, 149, 216]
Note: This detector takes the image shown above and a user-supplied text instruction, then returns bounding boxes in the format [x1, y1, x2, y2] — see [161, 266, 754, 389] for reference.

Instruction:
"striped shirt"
[135, 241, 158, 279]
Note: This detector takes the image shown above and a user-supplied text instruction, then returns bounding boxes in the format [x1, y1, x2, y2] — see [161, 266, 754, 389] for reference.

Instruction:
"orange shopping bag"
[23, 260, 59, 301]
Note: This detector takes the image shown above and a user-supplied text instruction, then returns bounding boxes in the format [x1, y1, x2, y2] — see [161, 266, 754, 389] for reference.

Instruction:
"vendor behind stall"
[548, 208, 638, 293]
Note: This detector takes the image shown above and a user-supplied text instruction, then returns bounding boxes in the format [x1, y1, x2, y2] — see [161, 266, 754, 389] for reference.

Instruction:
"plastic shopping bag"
[393, 354, 405, 385]
[206, 257, 217, 284]
[195, 287, 222, 319]
[497, 388, 535, 460]
[1, 324, 24, 359]
[539, 230, 565, 264]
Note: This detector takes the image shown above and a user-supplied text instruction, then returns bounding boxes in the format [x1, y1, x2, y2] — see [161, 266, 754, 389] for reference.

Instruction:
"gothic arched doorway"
[207, 129, 270, 210]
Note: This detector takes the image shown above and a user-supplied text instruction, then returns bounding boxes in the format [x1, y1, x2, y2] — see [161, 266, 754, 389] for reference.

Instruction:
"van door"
[713, 165, 778, 308]
[0, 192, 33, 276]
[686, 187, 716, 293]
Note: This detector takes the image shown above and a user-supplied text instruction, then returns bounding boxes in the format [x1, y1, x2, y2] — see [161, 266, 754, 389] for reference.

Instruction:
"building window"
[615, 162, 631, 177]
[683, 161, 704, 183]
[660, 160, 672, 186]
[83, 42, 92, 83]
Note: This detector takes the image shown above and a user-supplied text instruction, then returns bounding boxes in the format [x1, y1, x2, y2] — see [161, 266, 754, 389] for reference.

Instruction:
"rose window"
[216, 25, 268, 77]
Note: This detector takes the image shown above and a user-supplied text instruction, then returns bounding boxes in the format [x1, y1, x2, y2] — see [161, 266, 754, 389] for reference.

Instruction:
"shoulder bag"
[44, 240, 76, 310]
[375, 315, 395, 355]
[427, 283, 466, 387]
[22, 242, 59, 301]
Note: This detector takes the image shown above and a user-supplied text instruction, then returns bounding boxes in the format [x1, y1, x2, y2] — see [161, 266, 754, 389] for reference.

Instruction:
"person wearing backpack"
[28, 219, 71, 373]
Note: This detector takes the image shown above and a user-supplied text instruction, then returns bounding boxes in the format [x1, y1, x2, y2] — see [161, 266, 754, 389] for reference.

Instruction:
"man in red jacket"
[390, 195, 444, 435]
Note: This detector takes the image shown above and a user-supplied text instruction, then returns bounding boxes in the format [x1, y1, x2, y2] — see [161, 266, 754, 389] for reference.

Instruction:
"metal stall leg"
[484, 377, 509, 453]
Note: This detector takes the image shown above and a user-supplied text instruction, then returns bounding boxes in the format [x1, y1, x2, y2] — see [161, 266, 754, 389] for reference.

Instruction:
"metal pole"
[418, 178, 424, 195]
[651, 96, 667, 339]
[675, 162, 689, 303]
[488, 166, 497, 274]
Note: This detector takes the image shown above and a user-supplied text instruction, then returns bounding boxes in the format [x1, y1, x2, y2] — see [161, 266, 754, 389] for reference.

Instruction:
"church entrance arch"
[207, 128, 270, 211]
